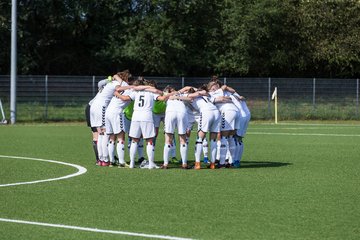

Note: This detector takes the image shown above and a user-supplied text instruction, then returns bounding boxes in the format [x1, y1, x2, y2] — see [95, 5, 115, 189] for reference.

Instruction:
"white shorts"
[105, 111, 129, 135]
[153, 113, 165, 128]
[237, 114, 251, 137]
[129, 121, 156, 139]
[164, 111, 188, 135]
[197, 110, 220, 133]
[90, 102, 107, 128]
[220, 110, 239, 131]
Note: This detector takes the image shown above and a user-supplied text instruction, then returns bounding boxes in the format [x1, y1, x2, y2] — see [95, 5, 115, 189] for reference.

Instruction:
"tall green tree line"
[0, 0, 359, 77]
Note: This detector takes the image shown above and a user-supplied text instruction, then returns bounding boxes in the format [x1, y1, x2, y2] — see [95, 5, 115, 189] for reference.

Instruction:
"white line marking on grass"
[0, 155, 87, 187]
[248, 132, 360, 137]
[0, 218, 194, 240]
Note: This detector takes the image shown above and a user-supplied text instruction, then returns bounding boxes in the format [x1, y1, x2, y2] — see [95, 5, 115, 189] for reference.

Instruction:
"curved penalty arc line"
[0, 155, 87, 187]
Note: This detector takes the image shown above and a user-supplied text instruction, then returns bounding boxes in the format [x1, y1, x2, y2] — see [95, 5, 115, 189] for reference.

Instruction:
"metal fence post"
[313, 78, 316, 111]
[268, 77, 271, 119]
[45, 75, 48, 121]
[181, 77, 185, 88]
[357, 78, 359, 119]
[224, 77, 227, 85]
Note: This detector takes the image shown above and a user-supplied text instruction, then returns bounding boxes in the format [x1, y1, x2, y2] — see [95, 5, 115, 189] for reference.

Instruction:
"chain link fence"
[0, 75, 359, 122]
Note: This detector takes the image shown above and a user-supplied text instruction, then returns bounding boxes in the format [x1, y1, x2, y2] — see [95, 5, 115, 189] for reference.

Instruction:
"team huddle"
[85, 70, 251, 169]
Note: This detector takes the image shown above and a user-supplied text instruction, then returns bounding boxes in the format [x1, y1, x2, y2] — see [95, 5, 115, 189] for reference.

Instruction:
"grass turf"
[0, 122, 360, 239]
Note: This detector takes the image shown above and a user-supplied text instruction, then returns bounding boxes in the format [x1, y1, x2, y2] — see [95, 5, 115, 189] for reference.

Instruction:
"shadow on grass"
[165, 160, 291, 169]
[239, 160, 291, 168]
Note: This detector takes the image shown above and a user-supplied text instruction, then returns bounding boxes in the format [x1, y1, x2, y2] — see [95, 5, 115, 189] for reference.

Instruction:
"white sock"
[216, 140, 221, 160]
[97, 134, 104, 161]
[116, 141, 125, 164]
[202, 138, 208, 158]
[108, 140, 115, 163]
[138, 138, 144, 159]
[147, 142, 155, 167]
[163, 144, 171, 165]
[129, 141, 138, 168]
[228, 136, 236, 164]
[195, 137, 203, 163]
[180, 143, 188, 165]
[102, 134, 110, 162]
[219, 137, 227, 165]
[210, 139, 217, 163]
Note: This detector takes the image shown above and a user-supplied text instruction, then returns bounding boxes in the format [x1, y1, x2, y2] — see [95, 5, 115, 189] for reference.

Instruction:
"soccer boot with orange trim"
[194, 162, 201, 170]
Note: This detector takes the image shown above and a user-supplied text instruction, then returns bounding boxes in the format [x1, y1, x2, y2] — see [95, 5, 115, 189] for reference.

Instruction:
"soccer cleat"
[139, 160, 148, 169]
[194, 162, 201, 170]
[137, 157, 145, 164]
[118, 163, 130, 168]
[217, 163, 226, 169]
[233, 160, 240, 168]
[109, 162, 117, 167]
[203, 156, 209, 164]
[101, 161, 110, 167]
[96, 160, 101, 166]
[210, 163, 215, 169]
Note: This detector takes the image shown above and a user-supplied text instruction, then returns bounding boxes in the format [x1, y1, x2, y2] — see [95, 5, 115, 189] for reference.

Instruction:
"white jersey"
[92, 81, 121, 107]
[165, 94, 187, 113]
[209, 89, 238, 112]
[191, 95, 218, 113]
[106, 82, 131, 113]
[129, 90, 159, 122]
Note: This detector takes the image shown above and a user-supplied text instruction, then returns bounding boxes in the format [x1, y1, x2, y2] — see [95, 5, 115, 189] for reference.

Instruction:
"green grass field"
[1, 122, 360, 240]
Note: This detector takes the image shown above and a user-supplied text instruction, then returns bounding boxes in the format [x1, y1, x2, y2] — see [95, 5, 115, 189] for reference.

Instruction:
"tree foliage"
[0, 0, 359, 77]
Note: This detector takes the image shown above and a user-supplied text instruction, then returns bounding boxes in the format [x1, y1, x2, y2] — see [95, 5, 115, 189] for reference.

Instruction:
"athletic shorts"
[90, 101, 108, 128]
[129, 121, 155, 139]
[237, 114, 251, 137]
[220, 110, 239, 131]
[85, 104, 97, 132]
[105, 110, 129, 135]
[153, 113, 165, 128]
[197, 110, 220, 133]
[164, 111, 188, 135]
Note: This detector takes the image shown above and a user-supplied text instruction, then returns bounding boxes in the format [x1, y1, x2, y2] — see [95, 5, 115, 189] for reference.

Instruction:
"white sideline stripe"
[0, 155, 87, 187]
[248, 132, 360, 137]
[0, 218, 194, 240]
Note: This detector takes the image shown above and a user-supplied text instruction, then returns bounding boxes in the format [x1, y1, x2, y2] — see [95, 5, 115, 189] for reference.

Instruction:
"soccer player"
[90, 70, 132, 166]
[207, 80, 240, 168]
[222, 85, 251, 167]
[161, 86, 192, 169]
[186, 85, 223, 169]
[104, 74, 134, 168]
[117, 80, 169, 169]
[85, 78, 108, 165]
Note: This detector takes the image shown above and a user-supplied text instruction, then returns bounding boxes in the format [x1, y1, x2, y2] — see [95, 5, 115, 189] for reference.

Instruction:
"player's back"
[131, 91, 159, 122]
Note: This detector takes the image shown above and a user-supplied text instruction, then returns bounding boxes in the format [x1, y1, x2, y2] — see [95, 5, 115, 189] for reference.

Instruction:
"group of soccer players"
[85, 70, 250, 170]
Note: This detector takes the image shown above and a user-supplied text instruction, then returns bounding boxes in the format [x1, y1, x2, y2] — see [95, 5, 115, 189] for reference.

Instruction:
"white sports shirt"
[129, 90, 160, 122]
[106, 81, 131, 112]
[191, 95, 218, 113]
[209, 89, 239, 112]
[165, 94, 187, 113]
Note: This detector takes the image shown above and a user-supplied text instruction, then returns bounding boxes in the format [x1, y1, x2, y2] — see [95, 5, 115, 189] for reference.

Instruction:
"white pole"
[10, 0, 17, 124]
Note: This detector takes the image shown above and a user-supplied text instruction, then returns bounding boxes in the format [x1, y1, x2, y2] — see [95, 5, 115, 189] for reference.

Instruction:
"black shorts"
[85, 104, 97, 132]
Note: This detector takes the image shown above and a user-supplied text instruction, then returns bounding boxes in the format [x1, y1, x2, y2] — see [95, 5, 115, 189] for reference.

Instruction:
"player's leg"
[129, 121, 142, 168]
[162, 133, 173, 168]
[142, 122, 157, 169]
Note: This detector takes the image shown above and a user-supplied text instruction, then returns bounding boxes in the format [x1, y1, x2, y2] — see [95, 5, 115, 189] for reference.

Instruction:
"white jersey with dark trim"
[165, 94, 187, 113]
[129, 90, 159, 122]
[191, 95, 218, 113]
[209, 89, 238, 112]
[106, 82, 131, 112]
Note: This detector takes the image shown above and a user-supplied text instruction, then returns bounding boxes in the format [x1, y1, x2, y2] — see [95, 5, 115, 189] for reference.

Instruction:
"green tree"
[299, 0, 360, 77]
